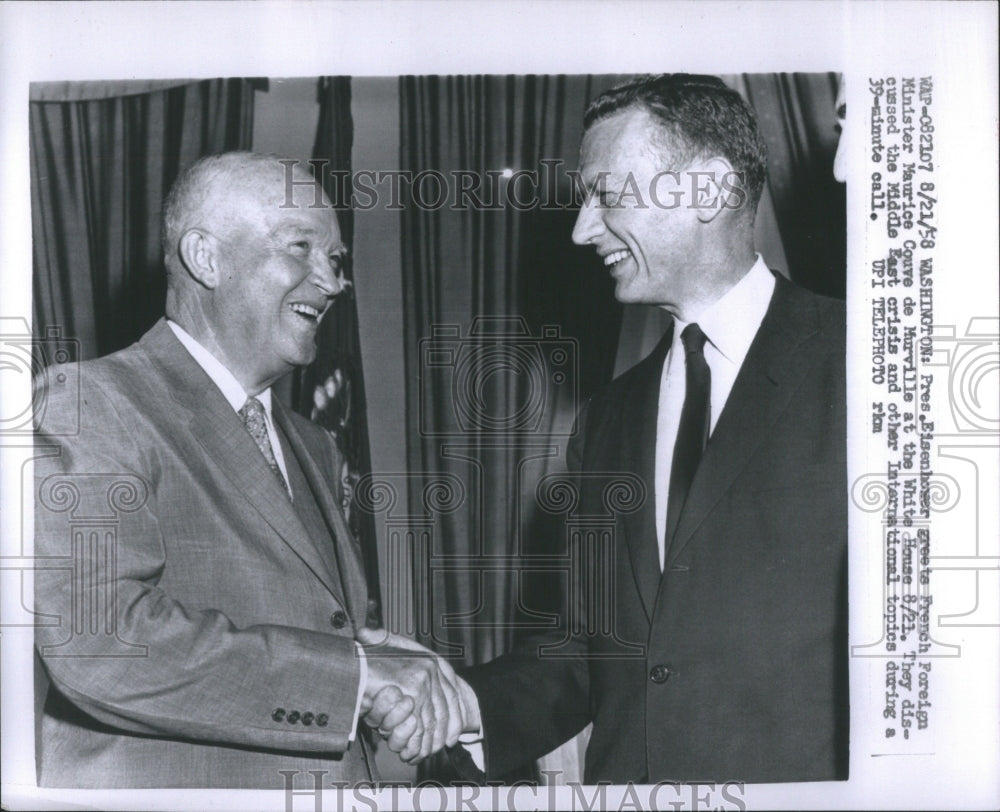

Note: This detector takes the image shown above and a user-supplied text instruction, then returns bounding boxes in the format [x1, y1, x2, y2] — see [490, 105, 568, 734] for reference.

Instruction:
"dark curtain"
[296, 77, 381, 629]
[744, 73, 845, 298]
[30, 79, 258, 360]
[398, 74, 624, 671]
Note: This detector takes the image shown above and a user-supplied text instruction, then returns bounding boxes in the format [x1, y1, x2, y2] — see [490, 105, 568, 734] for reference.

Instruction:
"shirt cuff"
[457, 685, 485, 771]
[459, 739, 485, 773]
[349, 641, 368, 742]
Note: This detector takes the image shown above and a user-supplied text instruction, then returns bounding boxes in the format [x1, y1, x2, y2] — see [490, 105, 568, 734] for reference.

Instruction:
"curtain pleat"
[297, 77, 382, 629]
[743, 72, 845, 298]
[30, 79, 257, 360]
[400, 73, 622, 657]
[399, 74, 626, 782]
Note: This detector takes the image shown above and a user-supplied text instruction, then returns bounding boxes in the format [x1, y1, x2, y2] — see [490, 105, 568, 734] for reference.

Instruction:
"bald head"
[162, 152, 326, 279]
[160, 151, 348, 393]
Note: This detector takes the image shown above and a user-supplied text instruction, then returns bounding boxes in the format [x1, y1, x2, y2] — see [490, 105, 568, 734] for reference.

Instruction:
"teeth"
[603, 249, 631, 267]
[290, 303, 321, 319]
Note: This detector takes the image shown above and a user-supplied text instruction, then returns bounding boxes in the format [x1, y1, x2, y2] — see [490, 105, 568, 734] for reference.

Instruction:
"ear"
[690, 157, 737, 224]
[177, 228, 222, 289]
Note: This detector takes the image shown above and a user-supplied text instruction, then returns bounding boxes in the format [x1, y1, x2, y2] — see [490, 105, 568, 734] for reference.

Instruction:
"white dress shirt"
[166, 319, 367, 738]
[166, 320, 291, 488]
[654, 256, 776, 569]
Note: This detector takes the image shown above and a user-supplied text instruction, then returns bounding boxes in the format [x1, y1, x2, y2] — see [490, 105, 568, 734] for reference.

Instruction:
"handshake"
[357, 627, 482, 764]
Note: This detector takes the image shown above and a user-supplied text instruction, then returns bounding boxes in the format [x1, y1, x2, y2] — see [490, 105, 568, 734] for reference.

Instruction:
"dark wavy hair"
[584, 74, 768, 217]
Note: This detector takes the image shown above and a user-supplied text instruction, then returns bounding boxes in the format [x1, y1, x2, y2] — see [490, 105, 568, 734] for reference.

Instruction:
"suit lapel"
[140, 321, 347, 604]
[273, 400, 369, 627]
[664, 276, 823, 568]
[618, 325, 673, 622]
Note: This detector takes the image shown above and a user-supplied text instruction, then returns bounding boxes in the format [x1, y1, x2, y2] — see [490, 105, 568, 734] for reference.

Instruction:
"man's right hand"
[357, 627, 468, 763]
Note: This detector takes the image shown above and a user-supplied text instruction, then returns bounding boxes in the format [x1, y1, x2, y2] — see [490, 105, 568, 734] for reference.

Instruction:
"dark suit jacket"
[33, 320, 374, 787]
[464, 275, 849, 783]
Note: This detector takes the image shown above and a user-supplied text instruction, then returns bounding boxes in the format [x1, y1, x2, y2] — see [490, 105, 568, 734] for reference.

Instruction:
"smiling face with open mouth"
[207, 167, 349, 392]
[571, 107, 708, 318]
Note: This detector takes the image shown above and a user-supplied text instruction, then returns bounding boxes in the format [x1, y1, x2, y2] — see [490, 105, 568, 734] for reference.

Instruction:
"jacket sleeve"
[33, 363, 362, 755]
[460, 398, 594, 779]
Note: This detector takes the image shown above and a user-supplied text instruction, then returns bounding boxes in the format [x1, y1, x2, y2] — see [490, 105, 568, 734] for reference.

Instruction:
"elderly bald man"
[33, 152, 468, 788]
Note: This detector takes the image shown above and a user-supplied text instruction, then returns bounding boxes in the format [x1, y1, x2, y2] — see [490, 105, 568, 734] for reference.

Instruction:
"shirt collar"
[166, 320, 273, 417]
[672, 254, 775, 364]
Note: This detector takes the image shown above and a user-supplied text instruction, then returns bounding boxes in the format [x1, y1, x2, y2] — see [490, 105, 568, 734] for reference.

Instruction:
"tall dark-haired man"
[33, 152, 468, 787]
[394, 74, 849, 784]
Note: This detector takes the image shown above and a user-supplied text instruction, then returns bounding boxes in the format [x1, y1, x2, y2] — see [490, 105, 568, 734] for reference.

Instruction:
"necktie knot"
[680, 323, 708, 356]
[239, 395, 267, 426]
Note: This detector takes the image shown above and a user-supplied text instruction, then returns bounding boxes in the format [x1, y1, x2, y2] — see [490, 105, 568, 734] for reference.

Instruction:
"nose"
[572, 196, 604, 246]
[310, 252, 348, 298]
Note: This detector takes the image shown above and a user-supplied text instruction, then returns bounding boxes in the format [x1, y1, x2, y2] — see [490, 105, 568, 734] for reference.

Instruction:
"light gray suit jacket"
[33, 320, 374, 788]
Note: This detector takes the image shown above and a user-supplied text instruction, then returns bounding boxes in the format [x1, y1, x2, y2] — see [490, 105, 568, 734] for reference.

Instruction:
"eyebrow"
[271, 223, 318, 238]
[271, 223, 348, 253]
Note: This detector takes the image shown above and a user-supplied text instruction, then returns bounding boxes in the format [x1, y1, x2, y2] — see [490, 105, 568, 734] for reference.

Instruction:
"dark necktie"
[664, 323, 711, 551]
[239, 396, 291, 498]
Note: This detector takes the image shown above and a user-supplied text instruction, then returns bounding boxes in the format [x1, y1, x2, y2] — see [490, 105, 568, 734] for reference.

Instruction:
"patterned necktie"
[664, 323, 711, 551]
[239, 396, 291, 498]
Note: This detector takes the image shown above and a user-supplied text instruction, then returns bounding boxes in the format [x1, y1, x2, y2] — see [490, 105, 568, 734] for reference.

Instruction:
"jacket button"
[649, 664, 672, 684]
[316, 713, 329, 727]
[301, 712, 314, 726]
[330, 611, 348, 629]
[287, 710, 301, 724]
[272, 708, 286, 722]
